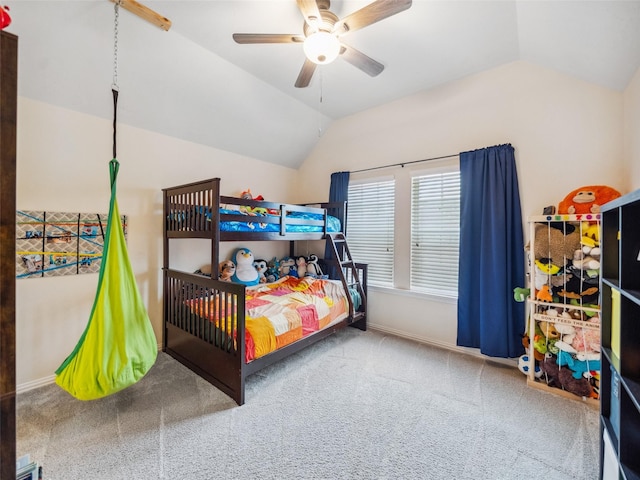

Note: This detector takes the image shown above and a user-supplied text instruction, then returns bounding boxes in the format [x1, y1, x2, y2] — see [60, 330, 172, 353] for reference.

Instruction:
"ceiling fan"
[232, 0, 412, 88]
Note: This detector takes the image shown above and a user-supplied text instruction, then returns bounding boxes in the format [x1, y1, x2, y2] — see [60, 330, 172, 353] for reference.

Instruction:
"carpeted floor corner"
[17, 329, 600, 479]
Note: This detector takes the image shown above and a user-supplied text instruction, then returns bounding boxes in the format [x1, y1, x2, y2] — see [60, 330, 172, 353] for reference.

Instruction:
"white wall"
[624, 66, 640, 191]
[15, 98, 297, 390]
[297, 60, 626, 351]
[17, 59, 635, 388]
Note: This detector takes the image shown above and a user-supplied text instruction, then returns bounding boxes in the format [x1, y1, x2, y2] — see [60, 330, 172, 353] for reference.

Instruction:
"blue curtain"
[456, 144, 525, 358]
[324, 172, 350, 271]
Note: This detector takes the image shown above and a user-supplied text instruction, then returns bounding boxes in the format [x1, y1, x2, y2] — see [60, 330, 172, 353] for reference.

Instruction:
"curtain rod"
[350, 153, 459, 174]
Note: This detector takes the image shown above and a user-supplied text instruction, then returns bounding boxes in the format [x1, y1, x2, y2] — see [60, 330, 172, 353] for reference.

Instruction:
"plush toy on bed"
[306, 254, 324, 278]
[266, 257, 280, 283]
[253, 258, 268, 283]
[239, 188, 277, 216]
[557, 185, 621, 215]
[231, 248, 260, 286]
[279, 257, 295, 277]
[218, 260, 235, 282]
[295, 256, 308, 277]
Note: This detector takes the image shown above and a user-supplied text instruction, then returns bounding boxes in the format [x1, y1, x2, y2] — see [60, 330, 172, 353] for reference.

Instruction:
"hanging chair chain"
[112, 1, 120, 90]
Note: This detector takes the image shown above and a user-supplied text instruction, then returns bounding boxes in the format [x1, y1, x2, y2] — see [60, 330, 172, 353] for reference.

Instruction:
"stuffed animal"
[194, 264, 212, 277]
[531, 223, 581, 269]
[539, 354, 594, 398]
[517, 354, 542, 378]
[295, 256, 308, 277]
[253, 258, 268, 283]
[239, 189, 278, 215]
[530, 222, 582, 302]
[557, 185, 621, 215]
[0, 6, 11, 30]
[538, 320, 560, 339]
[218, 260, 235, 282]
[266, 257, 280, 283]
[278, 257, 295, 276]
[230, 248, 260, 286]
[306, 253, 323, 278]
[557, 350, 601, 380]
[571, 317, 601, 354]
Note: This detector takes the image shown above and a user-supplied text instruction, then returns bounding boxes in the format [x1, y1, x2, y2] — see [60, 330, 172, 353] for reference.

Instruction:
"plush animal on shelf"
[218, 260, 235, 282]
[539, 354, 595, 398]
[571, 321, 601, 354]
[517, 354, 542, 378]
[513, 287, 530, 303]
[557, 350, 601, 380]
[557, 185, 621, 215]
[530, 222, 581, 302]
[230, 248, 260, 286]
[531, 223, 581, 269]
[253, 258, 268, 283]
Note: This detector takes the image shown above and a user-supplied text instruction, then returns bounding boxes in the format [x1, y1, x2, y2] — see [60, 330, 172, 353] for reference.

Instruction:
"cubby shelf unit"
[599, 188, 640, 480]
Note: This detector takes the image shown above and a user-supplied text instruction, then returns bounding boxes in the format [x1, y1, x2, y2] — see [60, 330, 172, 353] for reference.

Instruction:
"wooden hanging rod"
[109, 0, 172, 31]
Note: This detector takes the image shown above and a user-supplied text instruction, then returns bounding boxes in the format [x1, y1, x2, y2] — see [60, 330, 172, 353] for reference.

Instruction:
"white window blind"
[347, 180, 395, 286]
[410, 171, 460, 297]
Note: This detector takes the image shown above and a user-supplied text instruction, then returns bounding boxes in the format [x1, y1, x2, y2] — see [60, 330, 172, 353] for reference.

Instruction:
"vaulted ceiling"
[6, 1, 640, 168]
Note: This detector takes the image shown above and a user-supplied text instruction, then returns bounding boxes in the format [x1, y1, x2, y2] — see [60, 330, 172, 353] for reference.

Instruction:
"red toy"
[0, 6, 11, 30]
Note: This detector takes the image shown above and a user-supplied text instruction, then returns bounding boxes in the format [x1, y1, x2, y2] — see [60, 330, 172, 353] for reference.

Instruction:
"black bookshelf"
[600, 188, 640, 479]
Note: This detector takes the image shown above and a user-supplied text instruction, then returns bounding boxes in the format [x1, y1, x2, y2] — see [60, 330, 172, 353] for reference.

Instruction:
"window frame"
[347, 158, 460, 301]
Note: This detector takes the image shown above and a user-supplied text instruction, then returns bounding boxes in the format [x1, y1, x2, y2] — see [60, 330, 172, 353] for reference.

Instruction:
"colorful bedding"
[189, 276, 348, 363]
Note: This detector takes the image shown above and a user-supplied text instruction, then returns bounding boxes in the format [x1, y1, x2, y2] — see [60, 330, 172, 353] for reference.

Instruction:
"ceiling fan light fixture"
[303, 31, 340, 65]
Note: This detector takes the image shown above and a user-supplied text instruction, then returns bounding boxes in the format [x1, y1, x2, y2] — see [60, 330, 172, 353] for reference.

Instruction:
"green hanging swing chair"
[55, 158, 157, 400]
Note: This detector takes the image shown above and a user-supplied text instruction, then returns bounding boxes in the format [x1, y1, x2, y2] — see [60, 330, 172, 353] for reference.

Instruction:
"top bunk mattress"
[220, 208, 341, 233]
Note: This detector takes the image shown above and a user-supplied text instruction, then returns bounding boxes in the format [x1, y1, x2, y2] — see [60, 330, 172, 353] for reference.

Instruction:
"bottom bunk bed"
[164, 264, 367, 405]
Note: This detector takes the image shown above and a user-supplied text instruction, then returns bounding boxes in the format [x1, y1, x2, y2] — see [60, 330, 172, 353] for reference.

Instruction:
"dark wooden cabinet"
[0, 30, 18, 480]
[600, 188, 640, 479]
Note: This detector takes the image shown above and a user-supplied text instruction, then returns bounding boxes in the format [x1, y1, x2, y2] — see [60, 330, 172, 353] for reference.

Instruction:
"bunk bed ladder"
[327, 233, 367, 325]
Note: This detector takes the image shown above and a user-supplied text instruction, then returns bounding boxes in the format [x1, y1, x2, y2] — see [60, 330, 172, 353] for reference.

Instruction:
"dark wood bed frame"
[162, 178, 367, 405]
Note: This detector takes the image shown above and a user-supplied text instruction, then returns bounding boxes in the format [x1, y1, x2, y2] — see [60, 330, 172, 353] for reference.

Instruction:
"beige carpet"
[17, 328, 599, 479]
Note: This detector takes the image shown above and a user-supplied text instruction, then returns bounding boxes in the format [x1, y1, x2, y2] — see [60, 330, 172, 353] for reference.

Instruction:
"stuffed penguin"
[306, 254, 323, 277]
[253, 259, 268, 283]
[231, 248, 259, 286]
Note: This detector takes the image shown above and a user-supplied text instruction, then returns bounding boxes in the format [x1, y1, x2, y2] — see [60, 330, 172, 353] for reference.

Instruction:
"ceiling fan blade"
[233, 33, 304, 44]
[340, 43, 384, 77]
[296, 0, 322, 31]
[334, 0, 412, 36]
[295, 58, 317, 88]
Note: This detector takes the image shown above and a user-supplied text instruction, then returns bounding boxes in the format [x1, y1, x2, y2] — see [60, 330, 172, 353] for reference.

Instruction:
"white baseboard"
[367, 323, 517, 367]
[17, 374, 56, 394]
[17, 343, 164, 395]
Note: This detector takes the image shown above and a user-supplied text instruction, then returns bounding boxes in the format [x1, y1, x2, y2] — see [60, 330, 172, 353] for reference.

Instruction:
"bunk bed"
[162, 178, 367, 405]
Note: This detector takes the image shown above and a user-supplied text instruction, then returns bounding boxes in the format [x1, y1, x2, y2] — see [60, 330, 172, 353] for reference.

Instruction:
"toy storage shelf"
[600, 188, 640, 480]
[526, 214, 602, 408]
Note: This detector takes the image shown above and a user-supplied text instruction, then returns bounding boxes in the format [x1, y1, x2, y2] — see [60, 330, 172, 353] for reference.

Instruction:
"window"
[347, 163, 460, 298]
[346, 179, 395, 286]
[410, 171, 460, 296]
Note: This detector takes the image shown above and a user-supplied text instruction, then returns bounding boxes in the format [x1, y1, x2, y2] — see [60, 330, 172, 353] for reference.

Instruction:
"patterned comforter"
[189, 276, 349, 363]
